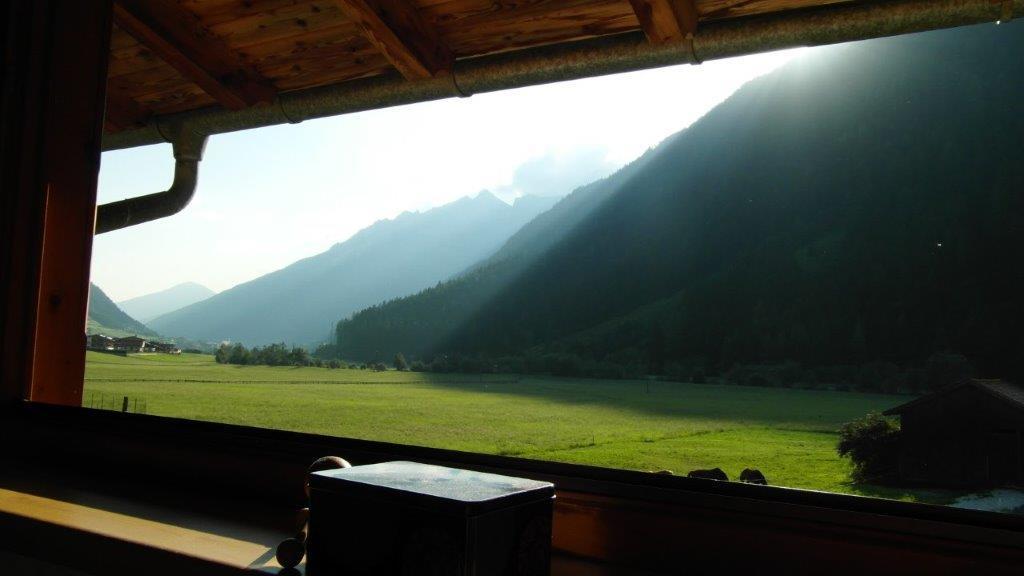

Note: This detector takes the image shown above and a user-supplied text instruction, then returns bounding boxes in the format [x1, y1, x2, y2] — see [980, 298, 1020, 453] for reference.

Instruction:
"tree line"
[215, 342, 312, 366]
[216, 342, 410, 372]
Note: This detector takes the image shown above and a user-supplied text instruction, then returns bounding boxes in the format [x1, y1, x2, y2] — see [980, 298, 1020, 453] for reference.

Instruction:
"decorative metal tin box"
[307, 461, 555, 575]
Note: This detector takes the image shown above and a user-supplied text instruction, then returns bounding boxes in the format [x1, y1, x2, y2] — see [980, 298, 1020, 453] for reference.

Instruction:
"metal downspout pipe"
[95, 129, 207, 234]
[96, 0, 1020, 231]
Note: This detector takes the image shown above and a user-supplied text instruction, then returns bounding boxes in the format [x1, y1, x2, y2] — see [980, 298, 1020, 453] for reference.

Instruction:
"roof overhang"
[102, 0, 1022, 152]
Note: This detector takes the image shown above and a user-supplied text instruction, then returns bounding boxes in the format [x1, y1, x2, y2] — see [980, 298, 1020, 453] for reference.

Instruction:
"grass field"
[83, 351, 951, 502]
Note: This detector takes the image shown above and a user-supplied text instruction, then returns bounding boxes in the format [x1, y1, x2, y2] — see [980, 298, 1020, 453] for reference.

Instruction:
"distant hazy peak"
[118, 281, 216, 323]
[474, 189, 504, 203]
[174, 281, 213, 292]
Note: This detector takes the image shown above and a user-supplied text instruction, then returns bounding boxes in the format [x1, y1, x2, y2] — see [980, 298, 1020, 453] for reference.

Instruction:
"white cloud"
[493, 148, 618, 201]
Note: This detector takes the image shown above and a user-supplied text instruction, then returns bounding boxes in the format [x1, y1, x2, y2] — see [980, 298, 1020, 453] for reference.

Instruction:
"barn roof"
[101, 0, 1021, 151]
[884, 379, 1024, 416]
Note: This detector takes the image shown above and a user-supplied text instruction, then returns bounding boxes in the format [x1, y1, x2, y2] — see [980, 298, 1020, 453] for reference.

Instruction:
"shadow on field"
[409, 373, 905, 429]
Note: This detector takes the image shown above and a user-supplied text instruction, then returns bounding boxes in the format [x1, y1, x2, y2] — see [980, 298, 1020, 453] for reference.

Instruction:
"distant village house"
[885, 379, 1024, 487]
[113, 336, 148, 352]
[87, 334, 180, 354]
[148, 341, 180, 354]
[86, 334, 114, 350]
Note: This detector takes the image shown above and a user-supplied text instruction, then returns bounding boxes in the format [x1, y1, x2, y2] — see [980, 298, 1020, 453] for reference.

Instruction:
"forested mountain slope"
[334, 23, 1024, 383]
[150, 192, 557, 345]
[87, 283, 156, 337]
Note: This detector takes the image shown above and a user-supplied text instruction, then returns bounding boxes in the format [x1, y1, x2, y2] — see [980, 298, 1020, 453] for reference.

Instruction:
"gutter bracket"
[95, 129, 208, 234]
[278, 98, 302, 124]
[449, 69, 471, 98]
[686, 33, 702, 65]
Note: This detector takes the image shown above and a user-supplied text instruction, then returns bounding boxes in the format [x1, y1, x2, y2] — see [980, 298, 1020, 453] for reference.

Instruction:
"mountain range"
[118, 282, 214, 323]
[331, 22, 1024, 382]
[149, 192, 559, 345]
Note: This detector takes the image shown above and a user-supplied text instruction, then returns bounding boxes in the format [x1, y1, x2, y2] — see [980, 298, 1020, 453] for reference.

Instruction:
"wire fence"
[83, 391, 147, 414]
[83, 378, 522, 386]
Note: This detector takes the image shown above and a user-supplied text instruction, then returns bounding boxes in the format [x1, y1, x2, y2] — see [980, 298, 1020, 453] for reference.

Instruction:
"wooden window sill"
[0, 467, 290, 575]
[0, 461, 628, 575]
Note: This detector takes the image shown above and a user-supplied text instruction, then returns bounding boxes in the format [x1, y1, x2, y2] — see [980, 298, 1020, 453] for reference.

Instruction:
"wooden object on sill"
[307, 460, 555, 575]
[278, 455, 351, 568]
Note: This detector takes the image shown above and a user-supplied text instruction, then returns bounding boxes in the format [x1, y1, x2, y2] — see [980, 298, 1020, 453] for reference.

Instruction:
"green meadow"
[83, 352, 945, 502]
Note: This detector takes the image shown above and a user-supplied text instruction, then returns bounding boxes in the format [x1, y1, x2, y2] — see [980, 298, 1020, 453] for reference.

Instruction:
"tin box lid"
[309, 461, 554, 516]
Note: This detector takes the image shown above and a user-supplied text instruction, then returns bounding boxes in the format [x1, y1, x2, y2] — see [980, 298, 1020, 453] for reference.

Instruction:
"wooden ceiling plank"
[438, 0, 637, 58]
[332, 0, 453, 79]
[208, 3, 352, 50]
[104, 83, 150, 131]
[629, 0, 698, 44]
[113, 0, 275, 110]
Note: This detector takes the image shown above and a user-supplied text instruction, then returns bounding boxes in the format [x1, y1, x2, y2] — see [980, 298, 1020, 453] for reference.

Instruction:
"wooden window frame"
[7, 401, 1024, 573]
[1, 0, 111, 407]
[3, 1, 1024, 572]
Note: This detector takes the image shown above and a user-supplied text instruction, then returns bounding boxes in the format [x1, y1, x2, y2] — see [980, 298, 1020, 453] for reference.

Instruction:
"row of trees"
[719, 353, 973, 394]
[216, 342, 406, 372]
[332, 348, 972, 395]
[215, 342, 311, 366]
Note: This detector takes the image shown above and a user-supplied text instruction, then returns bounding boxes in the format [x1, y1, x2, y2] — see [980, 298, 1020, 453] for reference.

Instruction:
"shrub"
[328, 359, 342, 369]
[394, 353, 408, 371]
[837, 413, 901, 484]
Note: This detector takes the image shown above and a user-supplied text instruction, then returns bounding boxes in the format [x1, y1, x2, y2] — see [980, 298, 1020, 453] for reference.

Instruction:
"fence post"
[121, 396, 128, 412]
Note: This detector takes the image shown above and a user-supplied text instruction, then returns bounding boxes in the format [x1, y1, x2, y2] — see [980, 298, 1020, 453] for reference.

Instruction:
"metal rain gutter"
[96, 0, 1019, 231]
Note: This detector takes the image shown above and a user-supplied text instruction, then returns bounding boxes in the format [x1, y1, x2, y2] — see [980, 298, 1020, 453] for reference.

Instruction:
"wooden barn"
[3, 1, 1024, 575]
[112, 335, 149, 352]
[885, 379, 1024, 488]
[86, 334, 115, 350]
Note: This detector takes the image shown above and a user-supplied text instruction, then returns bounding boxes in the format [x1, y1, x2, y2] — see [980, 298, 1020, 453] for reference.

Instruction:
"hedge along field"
[83, 352, 941, 501]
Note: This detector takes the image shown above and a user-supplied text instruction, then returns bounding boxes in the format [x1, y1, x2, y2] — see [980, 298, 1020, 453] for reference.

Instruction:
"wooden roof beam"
[628, 0, 699, 44]
[333, 0, 453, 80]
[112, 0, 275, 110]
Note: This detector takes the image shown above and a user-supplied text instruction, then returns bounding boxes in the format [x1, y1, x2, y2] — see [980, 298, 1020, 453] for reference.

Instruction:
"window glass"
[89, 22, 1024, 514]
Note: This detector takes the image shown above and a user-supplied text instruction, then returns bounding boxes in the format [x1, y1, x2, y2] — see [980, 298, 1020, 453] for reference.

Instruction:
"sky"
[93, 49, 802, 302]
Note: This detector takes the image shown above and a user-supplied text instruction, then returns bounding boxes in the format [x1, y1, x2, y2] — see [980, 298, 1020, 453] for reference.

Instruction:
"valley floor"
[84, 352, 954, 504]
